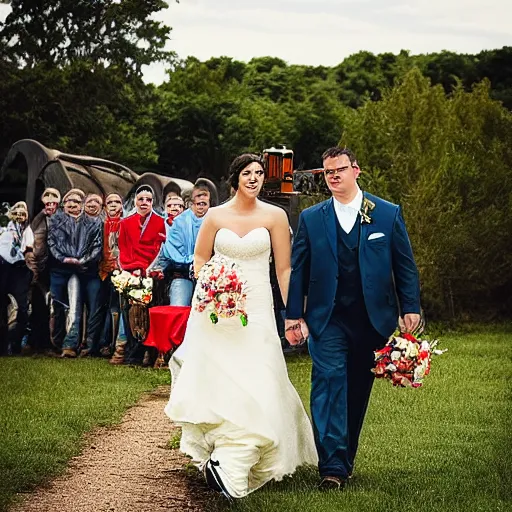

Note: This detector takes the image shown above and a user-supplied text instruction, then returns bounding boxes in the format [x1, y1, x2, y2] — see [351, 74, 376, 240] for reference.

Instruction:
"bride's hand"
[299, 319, 309, 343]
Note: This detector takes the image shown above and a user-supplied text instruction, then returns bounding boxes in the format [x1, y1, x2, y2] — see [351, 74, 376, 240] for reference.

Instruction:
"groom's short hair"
[322, 147, 356, 164]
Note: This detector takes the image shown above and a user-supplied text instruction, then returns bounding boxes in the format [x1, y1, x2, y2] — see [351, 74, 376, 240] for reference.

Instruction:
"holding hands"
[285, 314, 422, 347]
[285, 318, 309, 346]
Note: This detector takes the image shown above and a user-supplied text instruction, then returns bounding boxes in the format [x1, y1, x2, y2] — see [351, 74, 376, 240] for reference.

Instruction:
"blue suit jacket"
[286, 192, 421, 339]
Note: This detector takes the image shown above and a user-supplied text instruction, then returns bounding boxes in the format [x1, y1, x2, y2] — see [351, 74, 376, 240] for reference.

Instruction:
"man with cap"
[84, 193, 104, 218]
[0, 202, 34, 354]
[165, 193, 185, 227]
[77, 192, 105, 357]
[47, 188, 103, 357]
[23, 188, 61, 353]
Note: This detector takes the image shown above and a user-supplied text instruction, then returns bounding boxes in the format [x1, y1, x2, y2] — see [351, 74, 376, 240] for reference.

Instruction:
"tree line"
[1, 0, 511, 321]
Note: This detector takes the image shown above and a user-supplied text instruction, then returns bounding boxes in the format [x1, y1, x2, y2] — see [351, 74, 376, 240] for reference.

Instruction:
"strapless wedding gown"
[165, 227, 317, 498]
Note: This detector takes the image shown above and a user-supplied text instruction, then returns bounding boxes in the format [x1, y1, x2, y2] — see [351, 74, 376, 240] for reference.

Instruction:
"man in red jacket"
[112, 185, 165, 365]
[118, 186, 165, 274]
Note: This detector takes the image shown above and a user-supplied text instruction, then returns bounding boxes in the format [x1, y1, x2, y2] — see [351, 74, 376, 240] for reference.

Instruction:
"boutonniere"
[360, 196, 375, 224]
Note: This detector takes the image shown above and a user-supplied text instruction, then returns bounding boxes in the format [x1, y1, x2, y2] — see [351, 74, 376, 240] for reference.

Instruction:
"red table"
[144, 305, 191, 354]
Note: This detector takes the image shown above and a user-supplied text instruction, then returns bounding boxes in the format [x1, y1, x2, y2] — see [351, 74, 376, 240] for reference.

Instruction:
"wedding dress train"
[165, 227, 317, 498]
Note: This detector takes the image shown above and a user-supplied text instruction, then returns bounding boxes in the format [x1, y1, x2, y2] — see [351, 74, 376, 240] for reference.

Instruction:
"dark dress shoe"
[318, 476, 346, 490]
[203, 459, 234, 502]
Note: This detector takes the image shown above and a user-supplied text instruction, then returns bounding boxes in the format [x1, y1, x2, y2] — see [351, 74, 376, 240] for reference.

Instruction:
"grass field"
[224, 330, 512, 512]
[0, 358, 169, 511]
[1, 329, 511, 512]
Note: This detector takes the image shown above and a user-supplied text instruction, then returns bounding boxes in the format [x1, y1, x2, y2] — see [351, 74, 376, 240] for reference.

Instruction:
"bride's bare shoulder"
[258, 200, 288, 221]
[206, 204, 228, 215]
[204, 203, 233, 224]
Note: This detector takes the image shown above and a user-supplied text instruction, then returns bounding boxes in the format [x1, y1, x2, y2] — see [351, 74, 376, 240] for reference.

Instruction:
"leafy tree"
[415, 50, 478, 93]
[0, 0, 173, 165]
[154, 57, 291, 180]
[0, 60, 158, 167]
[475, 46, 512, 109]
[0, 0, 174, 77]
[342, 69, 512, 320]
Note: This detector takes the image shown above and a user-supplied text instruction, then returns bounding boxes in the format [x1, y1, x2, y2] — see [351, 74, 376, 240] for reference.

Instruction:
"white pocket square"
[368, 232, 385, 240]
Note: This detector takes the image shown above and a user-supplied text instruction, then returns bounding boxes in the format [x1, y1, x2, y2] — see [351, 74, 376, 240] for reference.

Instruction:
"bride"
[165, 153, 317, 500]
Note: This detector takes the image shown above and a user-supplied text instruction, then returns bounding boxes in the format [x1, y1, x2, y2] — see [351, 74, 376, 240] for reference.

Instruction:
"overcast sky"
[1, 0, 510, 84]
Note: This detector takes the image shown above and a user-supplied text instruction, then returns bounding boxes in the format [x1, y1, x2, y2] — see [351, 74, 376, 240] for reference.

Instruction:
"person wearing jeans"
[78, 193, 105, 357]
[154, 185, 210, 306]
[98, 193, 124, 357]
[47, 189, 102, 357]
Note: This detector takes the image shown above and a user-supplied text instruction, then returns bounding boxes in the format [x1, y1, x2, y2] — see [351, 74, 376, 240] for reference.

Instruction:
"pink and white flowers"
[193, 254, 248, 326]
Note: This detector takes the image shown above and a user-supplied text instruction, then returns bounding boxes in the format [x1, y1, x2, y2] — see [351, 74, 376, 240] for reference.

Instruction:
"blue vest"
[335, 215, 365, 312]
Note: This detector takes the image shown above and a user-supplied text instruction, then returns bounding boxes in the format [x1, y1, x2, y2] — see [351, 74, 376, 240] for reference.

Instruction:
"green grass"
[221, 331, 512, 512]
[1, 331, 511, 512]
[0, 357, 169, 511]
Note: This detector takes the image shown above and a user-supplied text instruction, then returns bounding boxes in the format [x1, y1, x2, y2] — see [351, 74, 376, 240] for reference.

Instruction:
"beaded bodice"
[214, 227, 271, 265]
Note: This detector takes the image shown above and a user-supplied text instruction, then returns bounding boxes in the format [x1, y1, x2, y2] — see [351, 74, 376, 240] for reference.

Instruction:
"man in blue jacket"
[286, 147, 421, 490]
[156, 184, 210, 306]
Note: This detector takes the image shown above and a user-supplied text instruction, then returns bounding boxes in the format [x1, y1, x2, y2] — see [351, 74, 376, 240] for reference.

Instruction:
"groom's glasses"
[324, 165, 351, 176]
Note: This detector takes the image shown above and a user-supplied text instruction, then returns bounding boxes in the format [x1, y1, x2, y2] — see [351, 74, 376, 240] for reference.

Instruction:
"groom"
[285, 147, 421, 489]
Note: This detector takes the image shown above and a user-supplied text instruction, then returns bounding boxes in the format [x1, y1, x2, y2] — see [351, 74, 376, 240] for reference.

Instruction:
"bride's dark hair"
[228, 153, 265, 191]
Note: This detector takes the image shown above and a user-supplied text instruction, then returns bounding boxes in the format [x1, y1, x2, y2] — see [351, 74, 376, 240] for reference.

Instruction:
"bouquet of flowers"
[372, 330, 446, 388]
[111, 270, 153, 305]
[111, 270, 153, 340]
[193, 254, 248, 326]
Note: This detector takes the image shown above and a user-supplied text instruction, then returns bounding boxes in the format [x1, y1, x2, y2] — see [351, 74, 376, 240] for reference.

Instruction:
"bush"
[341, 69, 512, 320]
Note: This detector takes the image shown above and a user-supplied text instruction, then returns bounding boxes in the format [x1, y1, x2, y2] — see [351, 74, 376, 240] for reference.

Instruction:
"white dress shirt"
[333, 187, 363, 234]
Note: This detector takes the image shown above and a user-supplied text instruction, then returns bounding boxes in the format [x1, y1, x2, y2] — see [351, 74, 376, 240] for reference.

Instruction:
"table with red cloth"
[143, 305, 191, 354]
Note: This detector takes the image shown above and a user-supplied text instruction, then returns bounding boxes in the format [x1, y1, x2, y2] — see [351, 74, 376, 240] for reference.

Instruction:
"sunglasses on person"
[65, 198, 82, 204]
[194, 201, 208, 207]
[106, 199, 122, 205]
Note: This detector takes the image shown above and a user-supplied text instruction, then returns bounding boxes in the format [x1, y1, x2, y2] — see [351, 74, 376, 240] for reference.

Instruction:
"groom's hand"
[403, 313, 421, 334]
[285, 319, 306, 346]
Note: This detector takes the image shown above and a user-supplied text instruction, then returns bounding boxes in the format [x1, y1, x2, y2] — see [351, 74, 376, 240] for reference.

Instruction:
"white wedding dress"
[165, 227, 318, 498]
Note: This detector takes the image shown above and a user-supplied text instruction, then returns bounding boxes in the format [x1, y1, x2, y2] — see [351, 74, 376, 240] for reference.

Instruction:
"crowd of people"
[0, 180, 214, 366]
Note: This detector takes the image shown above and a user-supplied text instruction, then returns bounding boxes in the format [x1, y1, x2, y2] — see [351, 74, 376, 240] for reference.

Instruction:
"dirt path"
[10, 387, 220, 512]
